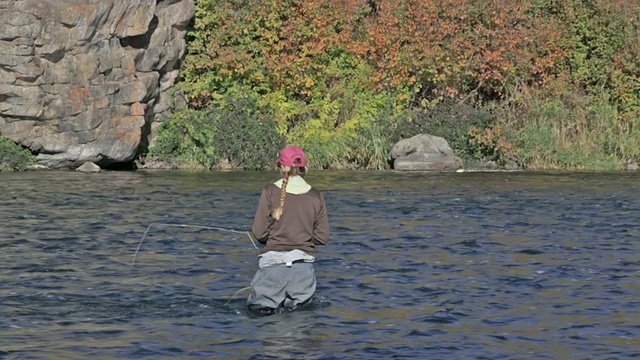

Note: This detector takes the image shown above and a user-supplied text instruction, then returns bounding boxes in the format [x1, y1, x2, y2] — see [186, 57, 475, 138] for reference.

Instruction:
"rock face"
[389, 133, 463, 171]
[0, 0, 194, 168]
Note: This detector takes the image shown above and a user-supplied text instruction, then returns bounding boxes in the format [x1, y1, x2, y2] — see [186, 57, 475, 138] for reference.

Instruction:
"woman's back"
[253, 183, 329, 256]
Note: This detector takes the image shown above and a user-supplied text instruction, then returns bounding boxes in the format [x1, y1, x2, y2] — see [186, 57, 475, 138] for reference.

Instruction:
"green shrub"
[0, 136, 35, 172]
[509, 89, 638, 170]
[148, 87, 284, 170]
[285, 88, 407, 170]
[147, 109, 217, 168]
[387, 99, 497, 159]
[214, 92, 285, 170]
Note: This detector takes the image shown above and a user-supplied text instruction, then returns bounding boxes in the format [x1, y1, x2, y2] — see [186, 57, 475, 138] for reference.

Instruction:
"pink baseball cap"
[276, 146, 307, 167]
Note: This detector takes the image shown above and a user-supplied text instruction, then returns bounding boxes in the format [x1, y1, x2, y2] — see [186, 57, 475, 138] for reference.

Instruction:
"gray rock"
[0, 0, 195, 168]
[389, 134, 463, 171]
[483, 160, 499, 170]
[76, 161, 101, 173]
[32, 164, 50, 170]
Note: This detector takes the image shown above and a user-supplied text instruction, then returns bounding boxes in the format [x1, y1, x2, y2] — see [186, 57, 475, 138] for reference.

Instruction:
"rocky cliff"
[0, 0, 194, 168]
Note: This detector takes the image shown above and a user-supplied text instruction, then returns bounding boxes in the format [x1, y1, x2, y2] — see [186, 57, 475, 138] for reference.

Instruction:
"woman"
[247, 146, 331, 314]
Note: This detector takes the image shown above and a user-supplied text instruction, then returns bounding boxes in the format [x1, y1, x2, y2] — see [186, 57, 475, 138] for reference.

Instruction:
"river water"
[0, 170, 638, 359]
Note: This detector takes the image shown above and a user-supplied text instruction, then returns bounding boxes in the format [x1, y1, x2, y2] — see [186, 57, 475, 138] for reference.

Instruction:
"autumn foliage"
[163, 0, 640, 170]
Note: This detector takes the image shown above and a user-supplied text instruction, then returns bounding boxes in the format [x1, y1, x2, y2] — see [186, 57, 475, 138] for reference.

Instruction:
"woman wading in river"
[247, 146, 331, 314]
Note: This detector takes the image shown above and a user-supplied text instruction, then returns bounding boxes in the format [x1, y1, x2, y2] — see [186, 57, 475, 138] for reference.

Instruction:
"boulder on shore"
[76, 161, 101, 173]
[388, 134, 463, 171]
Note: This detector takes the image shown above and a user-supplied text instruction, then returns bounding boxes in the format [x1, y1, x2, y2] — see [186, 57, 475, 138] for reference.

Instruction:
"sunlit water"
[1, 170, 638, 359]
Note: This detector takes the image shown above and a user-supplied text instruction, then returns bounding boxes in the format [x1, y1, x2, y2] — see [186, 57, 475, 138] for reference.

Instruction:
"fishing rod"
[131, 222, 260, 267]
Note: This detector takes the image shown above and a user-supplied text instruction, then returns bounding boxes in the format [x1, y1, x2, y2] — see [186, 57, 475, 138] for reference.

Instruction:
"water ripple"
[1, 170, 639, 359]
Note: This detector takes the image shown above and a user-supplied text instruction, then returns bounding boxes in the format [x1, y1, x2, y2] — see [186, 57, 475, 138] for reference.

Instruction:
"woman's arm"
[251, 188, 272, 243]
[312, 192, 330, 245]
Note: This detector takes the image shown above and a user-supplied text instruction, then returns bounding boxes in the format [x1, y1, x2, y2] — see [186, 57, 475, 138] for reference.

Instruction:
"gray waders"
[247, 262, 316, 314]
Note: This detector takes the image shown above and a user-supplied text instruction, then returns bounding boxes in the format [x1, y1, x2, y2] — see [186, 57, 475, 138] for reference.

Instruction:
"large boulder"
[389, 133, 463, 171]
[0, 0, 194, 168]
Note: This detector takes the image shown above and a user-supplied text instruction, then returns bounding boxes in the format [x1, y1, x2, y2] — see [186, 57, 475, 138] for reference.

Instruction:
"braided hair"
[271, 159, 306, 221]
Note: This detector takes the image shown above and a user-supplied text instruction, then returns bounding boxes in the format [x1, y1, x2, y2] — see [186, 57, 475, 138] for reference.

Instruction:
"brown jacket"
[252, 180, 330, 256]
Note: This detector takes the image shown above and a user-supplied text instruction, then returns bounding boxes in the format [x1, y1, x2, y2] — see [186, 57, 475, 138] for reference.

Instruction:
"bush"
[0, 136, 35, 171]
[213, 92, 285, 170]
[148, 87, 284, 170]
[508, 88, 638, 170]
[386, 99, 497, 158]
[147, 108, 218, 169]
[285, 88, 408, 170]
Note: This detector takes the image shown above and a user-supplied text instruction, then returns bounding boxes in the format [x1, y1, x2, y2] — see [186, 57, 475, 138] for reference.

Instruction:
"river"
[1, 170, 638, 359]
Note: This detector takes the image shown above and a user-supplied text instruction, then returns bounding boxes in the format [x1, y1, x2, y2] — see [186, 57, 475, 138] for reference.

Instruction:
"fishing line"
[224, 286, 251, 306]
[131, 222, 259, 267]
